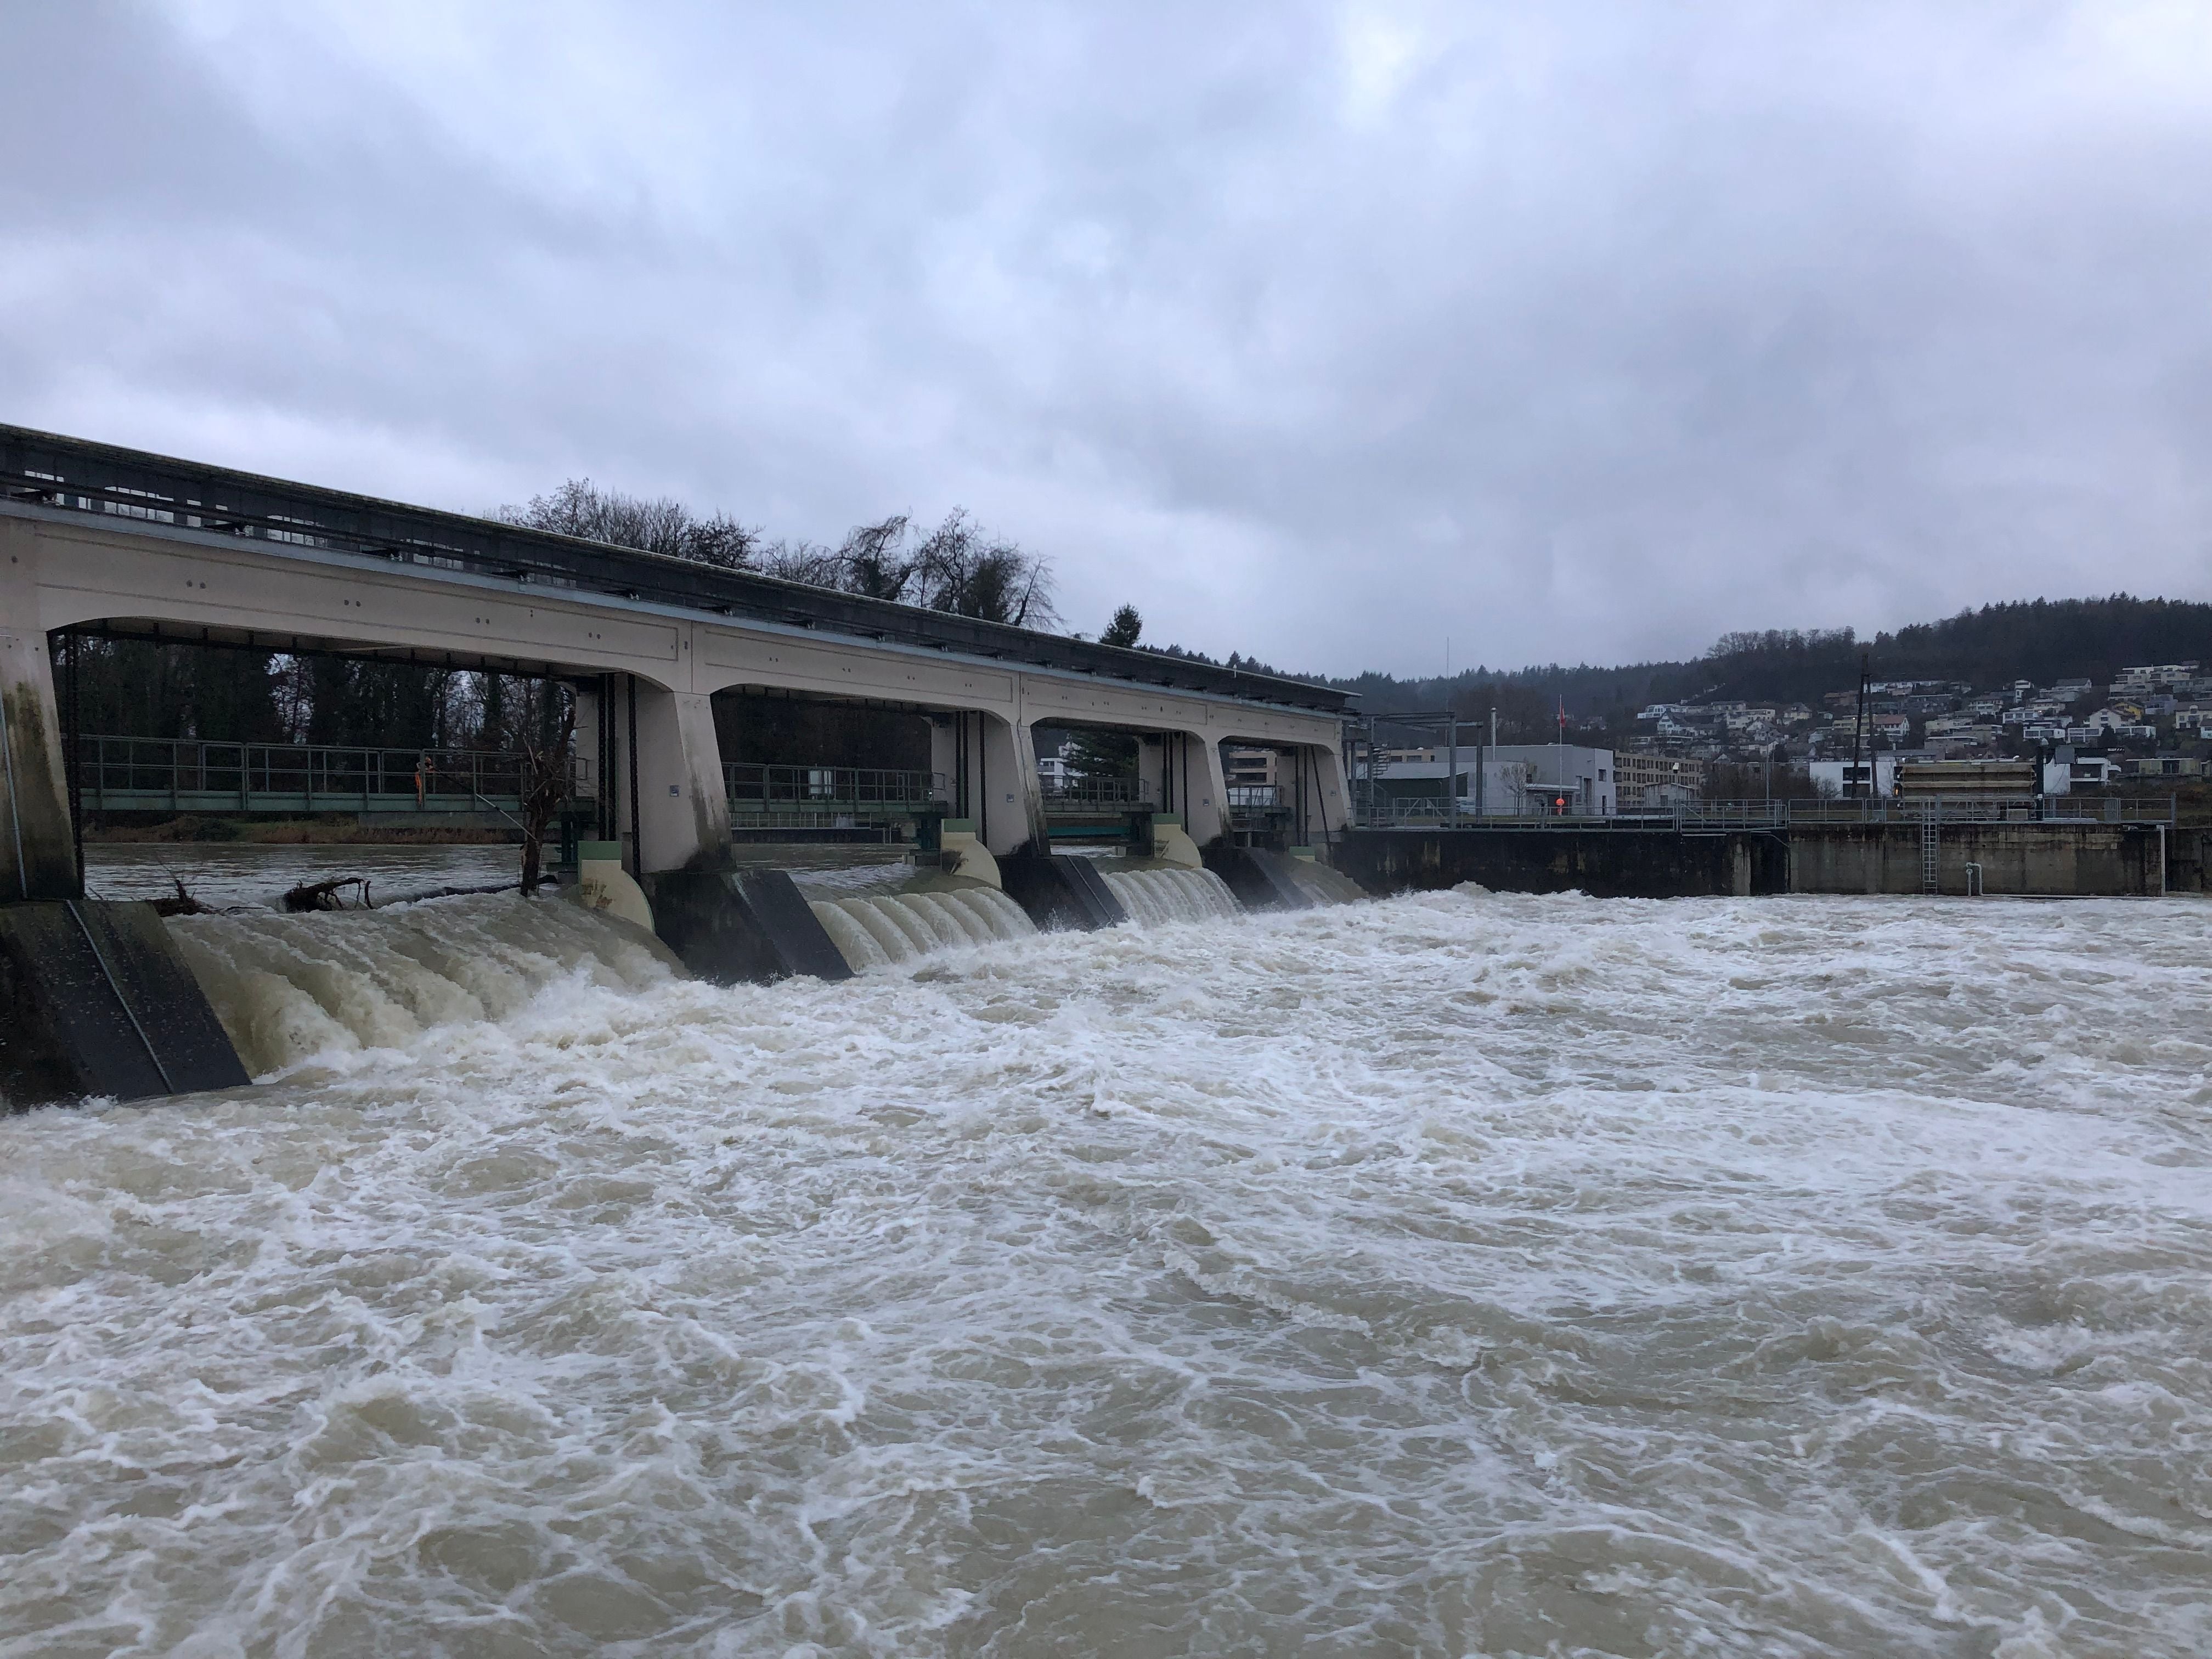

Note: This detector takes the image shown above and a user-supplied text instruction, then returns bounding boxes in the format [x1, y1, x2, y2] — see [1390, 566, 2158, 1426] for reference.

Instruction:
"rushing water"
[1103, 866, 1244, 925]
[810, 868, 1246, 973]
[4, 890, 2211, 1657]
[166, 899, 679, 1077]
[811, 888, 1038, 970]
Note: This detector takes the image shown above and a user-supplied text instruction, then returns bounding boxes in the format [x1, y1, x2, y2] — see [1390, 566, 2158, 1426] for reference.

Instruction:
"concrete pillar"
[981, 713, 1046, 856]
[0, 522, 77, 901]
[573, 682, 607, 839]
[612, 679, 731, 874]
[1184, 735, 1231, 847]
[929, 715, 962, 816]
[924, 710, 1039, 854]
[1135, 732, 1171, 814]
[1288, 740, 1350, 846]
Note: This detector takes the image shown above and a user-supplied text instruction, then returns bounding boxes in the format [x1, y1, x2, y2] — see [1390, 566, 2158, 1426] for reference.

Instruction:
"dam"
[5, 424, 2203, 1115]
[0, 426, 1357, 1105]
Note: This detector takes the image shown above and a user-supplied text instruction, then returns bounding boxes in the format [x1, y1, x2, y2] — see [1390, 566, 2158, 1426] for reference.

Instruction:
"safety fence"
[1353, 794, 2182, 830]
[723, 763, 944, 825]
[1039, 775, 1155, 814]
[71, 735, 558, 818]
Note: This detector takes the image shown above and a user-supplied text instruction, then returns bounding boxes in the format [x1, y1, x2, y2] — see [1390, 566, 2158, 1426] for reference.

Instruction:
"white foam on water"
[810, 889, 1037, 971]
[4, 892, 2212, 1656]
[165, 894, 679, 1077]
[1102, 866, 1242, 924]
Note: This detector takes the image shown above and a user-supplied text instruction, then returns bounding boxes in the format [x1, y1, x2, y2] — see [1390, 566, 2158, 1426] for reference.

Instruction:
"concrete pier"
[0, 522, 79, 900]
[0, 900, 250, 1105]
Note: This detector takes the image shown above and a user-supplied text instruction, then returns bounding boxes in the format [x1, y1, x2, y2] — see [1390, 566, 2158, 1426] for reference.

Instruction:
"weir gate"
[0, 426, 1356, 1105]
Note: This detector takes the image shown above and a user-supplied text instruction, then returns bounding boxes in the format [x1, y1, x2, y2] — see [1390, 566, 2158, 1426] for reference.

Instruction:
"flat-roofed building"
[1895, 761, 2038, 798]
[1613, 751, 1706, 808]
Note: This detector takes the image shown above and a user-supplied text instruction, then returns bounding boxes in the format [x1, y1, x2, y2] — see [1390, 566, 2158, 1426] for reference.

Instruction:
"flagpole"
[1558, 697, 1567, 814]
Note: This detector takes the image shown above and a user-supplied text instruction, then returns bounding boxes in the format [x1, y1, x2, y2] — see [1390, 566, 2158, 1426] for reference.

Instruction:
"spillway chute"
[805, 884, 1040, 972]
[1100, 867, 1242, 924]
[165, 893, 683, 1077]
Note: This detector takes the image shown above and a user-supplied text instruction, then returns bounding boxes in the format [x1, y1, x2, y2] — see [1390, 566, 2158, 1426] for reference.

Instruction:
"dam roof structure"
[0, 424, 1348, 717]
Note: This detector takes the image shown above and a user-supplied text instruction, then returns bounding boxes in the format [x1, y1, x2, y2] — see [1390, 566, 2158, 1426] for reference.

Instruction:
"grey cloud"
[4, 2, 2209, 675]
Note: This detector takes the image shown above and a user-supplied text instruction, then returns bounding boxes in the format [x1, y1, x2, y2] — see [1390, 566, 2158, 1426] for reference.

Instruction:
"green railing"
[723, 763, 945, 824]
[72, 736, 562, 817]
[1040, 775, 1154, 814]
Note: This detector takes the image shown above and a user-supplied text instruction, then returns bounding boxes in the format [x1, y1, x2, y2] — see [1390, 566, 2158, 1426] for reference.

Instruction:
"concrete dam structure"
[0, 427, 1361, 1107]
[4, 425, 2187, 1113]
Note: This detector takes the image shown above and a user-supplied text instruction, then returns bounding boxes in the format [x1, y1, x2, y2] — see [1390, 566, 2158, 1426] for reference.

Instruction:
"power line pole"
[1849, 652, 1870, 800]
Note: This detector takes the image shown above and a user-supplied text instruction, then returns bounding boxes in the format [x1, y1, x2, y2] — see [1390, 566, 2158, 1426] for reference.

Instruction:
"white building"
[1368, 743, 1616, 815]
[2113, 662, 2199, 693]
[1808, 756, 1899, 797]
[1035, 741, 1079, 788]
[2043, 754, 2117, 793]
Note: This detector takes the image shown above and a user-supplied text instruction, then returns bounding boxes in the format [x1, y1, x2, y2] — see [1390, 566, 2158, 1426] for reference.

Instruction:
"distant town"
[1288, 657, 2210, 820]
[1622, 657, 2208, 802]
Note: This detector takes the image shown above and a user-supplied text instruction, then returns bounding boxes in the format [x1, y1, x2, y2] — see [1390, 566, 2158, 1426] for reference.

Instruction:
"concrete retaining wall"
[1333, 822, 2177, 900]
[1331, 828, 1789, 898]
[1786, 823, 2165, 896]
[2165, 828, 2211, 894]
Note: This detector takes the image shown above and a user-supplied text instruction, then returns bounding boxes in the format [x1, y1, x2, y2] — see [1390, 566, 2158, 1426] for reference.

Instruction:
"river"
[3, 885, 2208, 1656]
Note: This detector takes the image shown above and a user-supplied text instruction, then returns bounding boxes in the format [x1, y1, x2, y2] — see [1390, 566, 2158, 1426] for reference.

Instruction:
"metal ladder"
[1920, 805, 1940, 894]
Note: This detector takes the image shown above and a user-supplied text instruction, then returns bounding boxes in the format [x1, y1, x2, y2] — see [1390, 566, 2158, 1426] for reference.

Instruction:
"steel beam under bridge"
[0, 426, 1352, 896]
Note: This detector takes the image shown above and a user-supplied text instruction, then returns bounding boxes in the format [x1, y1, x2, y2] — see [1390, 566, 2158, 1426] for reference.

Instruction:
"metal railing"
[1352, 794, 2183, 831]
[72, 735, 568, 816]
[1226, 785, 1283, 808]
[723, 763, 944, 822]
[1039, 774, 1155, 812]
[1666, 795, 2180, 828]
[1358, 798, 1603, 827]
[72, 737, 960, 826]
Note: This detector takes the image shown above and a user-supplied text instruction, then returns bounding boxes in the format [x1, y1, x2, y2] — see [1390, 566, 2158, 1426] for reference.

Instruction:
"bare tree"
[501, 479, 761, 568]
[517, 691, 578, 896]
[505, 483, 1059, 630]
[835, 515, 915, 599]
[752, 538, 843, 588]
[905, 510, 1058, 627]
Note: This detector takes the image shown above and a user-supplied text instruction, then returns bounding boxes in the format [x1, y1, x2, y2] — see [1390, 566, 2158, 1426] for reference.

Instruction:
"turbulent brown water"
[3, 889, 2210, 1656]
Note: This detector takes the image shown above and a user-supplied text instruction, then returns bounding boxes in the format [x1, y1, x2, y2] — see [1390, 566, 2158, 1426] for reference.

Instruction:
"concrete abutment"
[1, 521, 80, 901]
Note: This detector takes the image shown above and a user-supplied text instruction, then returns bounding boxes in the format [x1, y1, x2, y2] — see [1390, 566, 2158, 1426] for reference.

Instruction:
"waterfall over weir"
[1102, 866, 1242, 924]
[808, 867, 1245, 972]
[808, 888, 1036, 970]
[168, 897, 679, 1077]
[159, 863, 1252, 1075]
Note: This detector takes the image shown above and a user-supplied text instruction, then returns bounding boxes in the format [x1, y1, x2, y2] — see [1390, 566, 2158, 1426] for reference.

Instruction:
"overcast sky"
[4, 3, 2209, 676]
